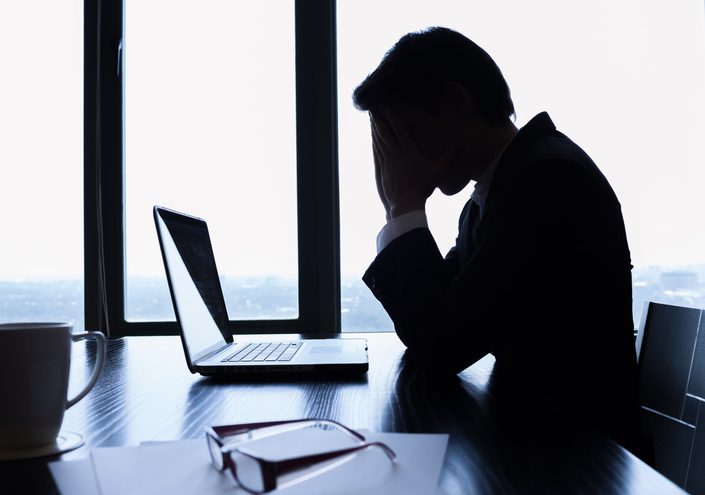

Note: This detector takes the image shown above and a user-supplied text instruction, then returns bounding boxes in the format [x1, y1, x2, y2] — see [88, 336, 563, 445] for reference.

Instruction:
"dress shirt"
[376, 210, 429, 254]
[469, 154, 500, 220]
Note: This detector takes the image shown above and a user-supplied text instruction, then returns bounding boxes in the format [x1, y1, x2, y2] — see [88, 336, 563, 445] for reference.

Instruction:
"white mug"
[0, 322, 105, 450]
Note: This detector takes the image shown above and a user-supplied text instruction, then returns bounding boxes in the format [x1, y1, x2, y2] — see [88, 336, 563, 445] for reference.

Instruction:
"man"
[354, 27, 642, 454]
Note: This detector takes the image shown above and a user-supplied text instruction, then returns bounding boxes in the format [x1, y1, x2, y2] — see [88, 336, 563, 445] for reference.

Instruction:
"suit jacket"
[364, 112, 641, 452]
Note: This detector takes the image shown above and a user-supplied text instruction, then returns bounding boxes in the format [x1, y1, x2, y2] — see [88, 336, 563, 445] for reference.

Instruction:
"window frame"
[84, 0, 341, 337]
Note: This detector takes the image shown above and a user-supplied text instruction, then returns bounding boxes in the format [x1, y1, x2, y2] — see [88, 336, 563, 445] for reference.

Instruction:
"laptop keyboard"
[221, 342, 301, 363]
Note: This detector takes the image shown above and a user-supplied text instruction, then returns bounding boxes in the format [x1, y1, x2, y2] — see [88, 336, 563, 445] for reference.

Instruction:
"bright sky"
[1, 0, 704, 280]
[338, 0, 705, 276]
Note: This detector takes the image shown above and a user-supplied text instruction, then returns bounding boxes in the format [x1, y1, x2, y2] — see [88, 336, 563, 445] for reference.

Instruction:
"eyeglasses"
[206, 419, 396, 493]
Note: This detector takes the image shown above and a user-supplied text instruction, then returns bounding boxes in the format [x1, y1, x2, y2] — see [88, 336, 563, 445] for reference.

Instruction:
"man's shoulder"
[487, 127, 621, 231]
[504, 113, 603, 182]
[506, 126, 613, 200]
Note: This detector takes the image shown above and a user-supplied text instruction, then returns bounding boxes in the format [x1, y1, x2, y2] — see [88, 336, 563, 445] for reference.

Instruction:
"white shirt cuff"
[376, 210, 428, 253]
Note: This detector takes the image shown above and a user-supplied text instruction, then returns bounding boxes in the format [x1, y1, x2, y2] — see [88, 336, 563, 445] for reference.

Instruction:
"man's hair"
[353, 27, 514, 124]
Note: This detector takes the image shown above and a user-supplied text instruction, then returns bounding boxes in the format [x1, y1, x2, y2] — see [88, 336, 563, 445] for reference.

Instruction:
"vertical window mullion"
[85, 0, 125, 336]
[295, 0, 341, 335]
[84, 0, 101, 332]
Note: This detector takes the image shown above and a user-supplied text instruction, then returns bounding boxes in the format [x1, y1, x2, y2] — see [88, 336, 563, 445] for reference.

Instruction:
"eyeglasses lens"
[207, 434, 225, 471]
[230, 451, 266, 493]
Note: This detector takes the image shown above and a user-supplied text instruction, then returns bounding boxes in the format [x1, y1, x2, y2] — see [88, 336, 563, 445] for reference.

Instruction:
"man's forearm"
[364, 229, 494, 375]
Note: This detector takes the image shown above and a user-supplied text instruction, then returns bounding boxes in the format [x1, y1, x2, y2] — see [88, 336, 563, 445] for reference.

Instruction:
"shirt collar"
[470, 112, 555, 218]
[470, 137, 513, 218]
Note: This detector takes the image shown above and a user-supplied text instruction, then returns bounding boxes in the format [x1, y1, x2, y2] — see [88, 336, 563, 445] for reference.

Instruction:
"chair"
[636, 301, 705, 493]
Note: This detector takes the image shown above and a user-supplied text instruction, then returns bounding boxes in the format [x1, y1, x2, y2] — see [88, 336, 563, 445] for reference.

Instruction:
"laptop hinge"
[195, 343, 232, 365]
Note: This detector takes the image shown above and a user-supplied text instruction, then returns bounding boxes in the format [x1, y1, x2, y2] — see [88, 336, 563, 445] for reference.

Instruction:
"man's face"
[390, 103, 475, 196]
[392, 104, 453, 163]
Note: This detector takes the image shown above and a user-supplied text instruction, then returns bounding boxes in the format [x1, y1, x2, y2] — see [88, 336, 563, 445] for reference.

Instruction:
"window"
[87, 1, 705, 336]
[91, 1, 340, 336]
[0, 1, 84, 329]
[124, 0, 298, 323]
[337, 0, 705, 330]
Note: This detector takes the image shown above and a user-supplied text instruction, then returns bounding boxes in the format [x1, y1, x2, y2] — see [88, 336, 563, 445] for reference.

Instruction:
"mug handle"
[66, 331, 106, 409]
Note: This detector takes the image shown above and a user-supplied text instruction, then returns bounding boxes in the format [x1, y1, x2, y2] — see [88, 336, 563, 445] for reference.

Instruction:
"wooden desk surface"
[0, 333, 685, 494]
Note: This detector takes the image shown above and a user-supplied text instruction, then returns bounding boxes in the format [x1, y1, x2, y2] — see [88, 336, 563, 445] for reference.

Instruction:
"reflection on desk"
[0, 333, 686, 494]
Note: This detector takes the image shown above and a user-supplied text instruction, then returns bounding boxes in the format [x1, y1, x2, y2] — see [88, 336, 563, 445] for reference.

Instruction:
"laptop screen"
[154, 207, 233, 361]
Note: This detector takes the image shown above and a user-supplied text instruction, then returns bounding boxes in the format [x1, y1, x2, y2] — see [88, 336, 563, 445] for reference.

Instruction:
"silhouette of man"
[354, 27, 642, 454]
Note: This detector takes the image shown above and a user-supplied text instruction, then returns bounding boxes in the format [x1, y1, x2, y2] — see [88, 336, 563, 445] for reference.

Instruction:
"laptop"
[153, 206, 368, 376]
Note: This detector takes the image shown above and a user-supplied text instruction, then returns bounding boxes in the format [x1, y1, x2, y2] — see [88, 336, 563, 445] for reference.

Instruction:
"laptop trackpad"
[309, 344, 355, 354]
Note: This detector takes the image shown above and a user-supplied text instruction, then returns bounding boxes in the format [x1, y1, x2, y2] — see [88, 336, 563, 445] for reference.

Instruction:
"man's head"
[353, 27, 516, 194]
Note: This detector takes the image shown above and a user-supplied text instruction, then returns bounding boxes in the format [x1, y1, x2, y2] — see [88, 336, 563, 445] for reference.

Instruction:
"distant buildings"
[633, 267, 705, 327]
[2, 266, 704, 333]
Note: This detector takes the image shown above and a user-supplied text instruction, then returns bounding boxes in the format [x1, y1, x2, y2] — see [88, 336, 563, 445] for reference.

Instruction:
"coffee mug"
[0, 322, 105, 450]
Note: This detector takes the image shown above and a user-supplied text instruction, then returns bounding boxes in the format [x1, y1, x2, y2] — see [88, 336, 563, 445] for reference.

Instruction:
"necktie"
[458, 199, 480, 268]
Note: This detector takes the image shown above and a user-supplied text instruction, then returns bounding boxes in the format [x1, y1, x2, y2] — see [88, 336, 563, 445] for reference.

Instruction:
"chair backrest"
[636, 301, 705, 493]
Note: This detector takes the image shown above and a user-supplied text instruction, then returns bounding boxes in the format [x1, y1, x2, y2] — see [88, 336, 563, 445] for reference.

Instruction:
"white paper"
[49, 458, 102, 495]
[50, 429, 448, 495]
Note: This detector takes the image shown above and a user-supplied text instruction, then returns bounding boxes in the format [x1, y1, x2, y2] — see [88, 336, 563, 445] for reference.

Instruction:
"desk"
[0, 333, 685, 494]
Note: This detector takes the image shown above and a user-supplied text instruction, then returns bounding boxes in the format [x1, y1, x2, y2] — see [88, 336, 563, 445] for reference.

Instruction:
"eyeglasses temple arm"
[211, 418, 366, 442]
[211, 419, 305, 437]
[266, 442, 397, 478]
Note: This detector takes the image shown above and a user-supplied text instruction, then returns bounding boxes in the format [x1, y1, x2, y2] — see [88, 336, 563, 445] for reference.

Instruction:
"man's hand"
[371, 119, 392, 221]
[371, 109, 460, 219]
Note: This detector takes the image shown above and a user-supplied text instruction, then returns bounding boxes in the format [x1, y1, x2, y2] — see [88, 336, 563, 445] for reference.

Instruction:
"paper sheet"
[49, 430, 448, 495]
[48, 457, 101, 494]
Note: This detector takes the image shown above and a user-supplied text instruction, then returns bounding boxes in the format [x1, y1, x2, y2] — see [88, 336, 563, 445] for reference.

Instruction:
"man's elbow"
[398, 339, 469, 377]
